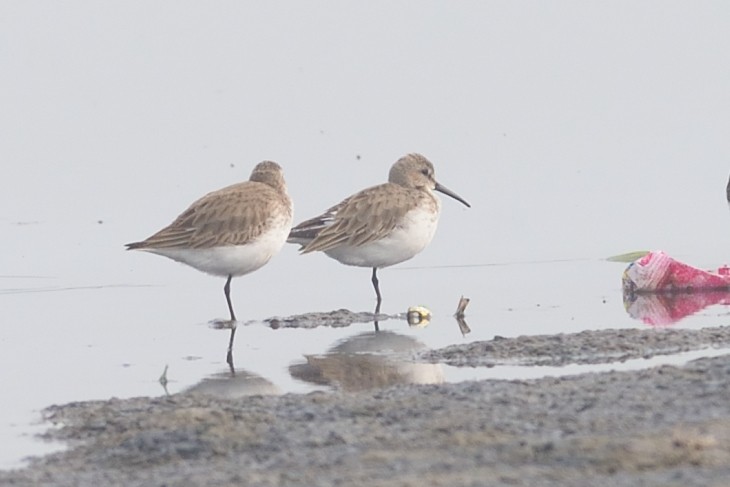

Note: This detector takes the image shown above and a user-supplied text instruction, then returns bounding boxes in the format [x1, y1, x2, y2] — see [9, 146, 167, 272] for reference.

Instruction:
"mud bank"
[423, 325, 730, 366]
[3, 326, 730, 486]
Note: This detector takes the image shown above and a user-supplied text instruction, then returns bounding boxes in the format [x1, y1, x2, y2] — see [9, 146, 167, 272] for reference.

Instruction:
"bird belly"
[325, 206, 439, 268]
[146, 219, 291, 277]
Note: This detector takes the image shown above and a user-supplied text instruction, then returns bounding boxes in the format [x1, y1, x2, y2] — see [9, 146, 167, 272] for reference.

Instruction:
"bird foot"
[208, 318, 237, 330]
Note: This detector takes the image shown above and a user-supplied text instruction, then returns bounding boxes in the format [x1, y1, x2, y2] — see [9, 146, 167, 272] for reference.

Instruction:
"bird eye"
[421, 169, 430, 176]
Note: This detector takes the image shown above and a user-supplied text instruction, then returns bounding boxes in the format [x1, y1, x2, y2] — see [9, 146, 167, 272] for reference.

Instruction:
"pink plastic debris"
[623, 250, 730, 293]
[622, 251, 730, 325]
[624, 290, 730, 326]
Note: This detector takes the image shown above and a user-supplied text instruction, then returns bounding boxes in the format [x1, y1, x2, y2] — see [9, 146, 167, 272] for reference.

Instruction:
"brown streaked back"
[296, 182, 427, 253]
[126, 161, 291, 250]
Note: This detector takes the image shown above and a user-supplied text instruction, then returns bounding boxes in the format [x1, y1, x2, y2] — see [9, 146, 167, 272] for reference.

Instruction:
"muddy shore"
[3, 325, 730, 486]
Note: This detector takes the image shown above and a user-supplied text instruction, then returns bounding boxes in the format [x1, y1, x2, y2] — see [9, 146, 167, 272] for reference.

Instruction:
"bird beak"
[434, 182, 471, 208]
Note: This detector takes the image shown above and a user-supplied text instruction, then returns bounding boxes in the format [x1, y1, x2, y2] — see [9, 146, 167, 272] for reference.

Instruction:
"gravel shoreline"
[3, 325, 730, 486]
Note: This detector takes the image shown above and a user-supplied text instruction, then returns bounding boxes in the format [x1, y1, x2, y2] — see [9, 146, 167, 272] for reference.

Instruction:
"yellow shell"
[407, 306, 431, 327]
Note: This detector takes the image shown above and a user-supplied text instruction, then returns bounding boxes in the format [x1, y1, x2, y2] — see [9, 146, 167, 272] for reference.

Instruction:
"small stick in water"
[159, 365, 169, 387]
[455, 296, 470, 318]
[455, 296, 471, 336]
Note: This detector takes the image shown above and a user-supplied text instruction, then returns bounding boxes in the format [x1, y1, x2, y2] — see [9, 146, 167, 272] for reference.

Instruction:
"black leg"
[224, 275, 238, 371]
[224, 275, 236, 322]
[371, 267, 382, 314]
[371, 267, 381, 331]
[226, 326, 236, 374]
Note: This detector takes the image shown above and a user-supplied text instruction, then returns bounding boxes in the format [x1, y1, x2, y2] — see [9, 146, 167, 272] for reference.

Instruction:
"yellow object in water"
[407, 306, 431, 327]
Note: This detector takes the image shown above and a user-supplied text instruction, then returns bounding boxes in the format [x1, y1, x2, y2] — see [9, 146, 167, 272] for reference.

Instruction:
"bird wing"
[294, 183, 417, 253]
[127, 182, 290, 250]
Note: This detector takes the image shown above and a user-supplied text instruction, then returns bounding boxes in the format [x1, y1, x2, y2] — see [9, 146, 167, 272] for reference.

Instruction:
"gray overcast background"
[2, 2, 730, 271]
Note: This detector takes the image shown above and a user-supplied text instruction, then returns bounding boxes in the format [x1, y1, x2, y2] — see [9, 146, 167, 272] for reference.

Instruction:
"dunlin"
[126, 161, 292, 361]
[288, 153, 469, 315]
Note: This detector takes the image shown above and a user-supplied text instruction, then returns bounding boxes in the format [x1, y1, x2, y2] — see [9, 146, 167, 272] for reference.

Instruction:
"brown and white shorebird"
[126, 161, 292, 361]
[287, 153, 470, 315]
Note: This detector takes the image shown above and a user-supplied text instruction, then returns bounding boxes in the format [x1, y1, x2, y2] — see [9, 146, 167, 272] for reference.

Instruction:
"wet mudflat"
[4, 326, 730, 486]
[424, 324, 730, 367]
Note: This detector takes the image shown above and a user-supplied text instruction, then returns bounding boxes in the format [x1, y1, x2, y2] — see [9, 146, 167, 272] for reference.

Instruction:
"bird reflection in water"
[183, 369, 281, 398]
[290, 330, 444, 392]
[208, 319, 242, 372]
[203, 307, 470, 393]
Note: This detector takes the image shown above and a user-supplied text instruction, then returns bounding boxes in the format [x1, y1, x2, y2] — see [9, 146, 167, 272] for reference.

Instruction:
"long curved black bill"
[435, 182, 471, 208]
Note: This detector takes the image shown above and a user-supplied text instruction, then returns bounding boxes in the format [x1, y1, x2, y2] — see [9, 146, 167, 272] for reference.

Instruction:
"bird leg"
[224, 274, 238, 371]
[371, 267, 382, 331]
[371, 267, 383, 313]
[226, 326, 236, 374]
[224, 275, 237, 322]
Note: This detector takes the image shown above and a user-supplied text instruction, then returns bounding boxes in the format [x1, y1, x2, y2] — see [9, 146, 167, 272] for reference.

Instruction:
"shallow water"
[3, 252, 730, 467]
[2, 1, 730, 469]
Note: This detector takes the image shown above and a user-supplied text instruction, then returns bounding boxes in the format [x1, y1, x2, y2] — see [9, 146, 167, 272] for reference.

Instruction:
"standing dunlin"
[126, 161, 292, 363]
[288, 153, 469, 316]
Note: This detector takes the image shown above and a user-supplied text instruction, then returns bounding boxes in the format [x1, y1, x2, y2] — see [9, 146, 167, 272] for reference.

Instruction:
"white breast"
[325, 203, 440, 268]
[147, 214, 292, 277]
